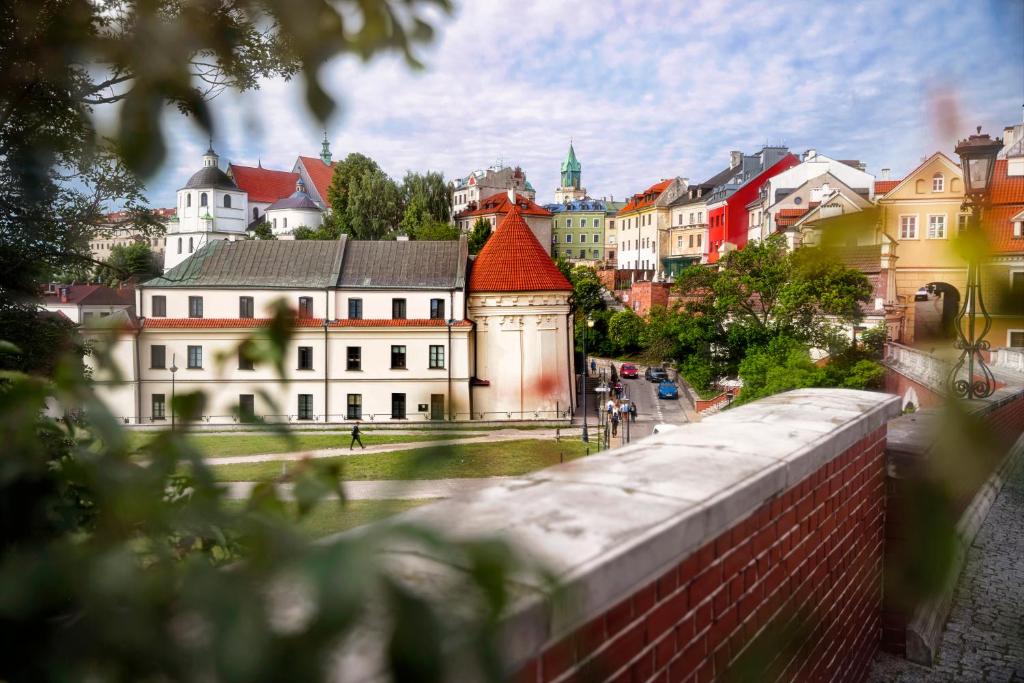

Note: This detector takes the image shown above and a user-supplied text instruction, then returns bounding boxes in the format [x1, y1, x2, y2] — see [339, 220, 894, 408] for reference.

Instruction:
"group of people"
[605, 397, 636, 437]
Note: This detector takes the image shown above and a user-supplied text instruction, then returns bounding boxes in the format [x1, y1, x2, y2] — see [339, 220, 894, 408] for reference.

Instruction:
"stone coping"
[329, 388, 900, 679]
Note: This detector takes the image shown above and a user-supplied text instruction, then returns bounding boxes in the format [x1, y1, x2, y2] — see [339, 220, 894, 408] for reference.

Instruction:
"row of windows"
[149, 344, 446, 371]
[553, 249, 602, 259]
[93, 238, 165, 251]
[558, 217, 602, 228]
[620, 213, 654, 230]
[559, 233, 602, 244]
[676, 233, 704, 249]
[181, 192, 233, 209]
[897, 214, 968, 240]
[675, 211, 706, 226]
[151, 295, 447, 321]
[151, 392, 416, 421]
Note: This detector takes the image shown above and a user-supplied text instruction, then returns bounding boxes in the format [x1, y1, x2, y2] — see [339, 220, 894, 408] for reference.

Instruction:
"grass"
[127, 431, 467, 458]
[223, 499, 432, 538]
[210, 438, 591, 483]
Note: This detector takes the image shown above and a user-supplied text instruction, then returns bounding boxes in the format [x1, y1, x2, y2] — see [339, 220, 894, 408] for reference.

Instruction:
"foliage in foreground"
[0, 307, 548, 681]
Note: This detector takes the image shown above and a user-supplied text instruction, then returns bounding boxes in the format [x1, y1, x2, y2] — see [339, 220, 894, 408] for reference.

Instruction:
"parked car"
[658, 380, 679, 399]
[645, 366, 669, 383]
[620, 363, 639, 379]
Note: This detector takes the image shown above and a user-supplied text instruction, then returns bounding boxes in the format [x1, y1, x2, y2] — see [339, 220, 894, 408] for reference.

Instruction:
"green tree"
[250, 220, 276, 241]
[410, 220, 460, 241]
[400, 170, 451, 223]
[343, 171, 403, 239]
[96, 242, 161, 285]
[326, 153, 384, 225]
[608, 310, 644, 354]
[735, 336, 827, 405]
[468, 217, 492, 254]
[568, 265, 605, 315]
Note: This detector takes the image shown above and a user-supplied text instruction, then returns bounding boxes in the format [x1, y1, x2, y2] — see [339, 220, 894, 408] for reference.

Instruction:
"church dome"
[267, 179, 320, 211]
[182, 165, 240, 191]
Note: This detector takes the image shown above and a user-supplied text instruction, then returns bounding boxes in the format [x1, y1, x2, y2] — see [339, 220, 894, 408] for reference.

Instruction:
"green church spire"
[320, 131, 332, 165]
[560, 141, 581, 189]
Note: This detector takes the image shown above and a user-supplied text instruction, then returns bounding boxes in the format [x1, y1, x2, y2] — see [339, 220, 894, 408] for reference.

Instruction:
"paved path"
[206, 429, 568, 466]
[224, 477, 513, 501]
[868, 452, 1024, 682]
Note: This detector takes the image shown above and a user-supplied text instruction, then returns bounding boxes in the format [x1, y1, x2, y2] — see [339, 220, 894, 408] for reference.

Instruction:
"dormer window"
[932, 173, 944, 192]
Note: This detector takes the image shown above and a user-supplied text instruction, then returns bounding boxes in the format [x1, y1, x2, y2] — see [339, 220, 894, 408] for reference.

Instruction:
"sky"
[134, 0, 1024, 209]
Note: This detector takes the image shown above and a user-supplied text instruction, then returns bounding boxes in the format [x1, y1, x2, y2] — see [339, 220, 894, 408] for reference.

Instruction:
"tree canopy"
[95, 242, 162, 286]
[468, 217, 492, 254]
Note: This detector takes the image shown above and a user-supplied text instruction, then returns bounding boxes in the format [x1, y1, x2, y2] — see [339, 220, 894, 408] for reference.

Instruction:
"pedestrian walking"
[606, 398, 614, 416]
[611, 406, 620, 437]
[630, 401, 637, 423]
[590, 358, 597, 375]
[350, 421, 365, 450]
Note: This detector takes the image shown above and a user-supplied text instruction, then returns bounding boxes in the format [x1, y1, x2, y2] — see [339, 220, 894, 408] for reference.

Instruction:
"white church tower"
[164, 144, 249, 271]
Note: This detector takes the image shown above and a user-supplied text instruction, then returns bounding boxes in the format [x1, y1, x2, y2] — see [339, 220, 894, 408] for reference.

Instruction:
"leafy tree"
[568, 266, 605, 315]
[400, 170, 451, 223]
[608, 310, 644, 354]
[250, 220, 276, 241]
[326, 153, 385, 224]
[343, 171, 403, 239]
[410, 220, 460, 241]
[95, 242, 161, 285]
[735, 336, 827, 405]
[468, 217, 492, 254]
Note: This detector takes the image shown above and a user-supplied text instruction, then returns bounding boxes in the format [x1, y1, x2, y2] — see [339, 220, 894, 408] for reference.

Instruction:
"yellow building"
[615, 178, 686, 275]
[877, 152, 969, 344]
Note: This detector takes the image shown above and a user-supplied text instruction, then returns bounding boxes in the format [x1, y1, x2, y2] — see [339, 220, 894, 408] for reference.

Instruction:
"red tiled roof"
[987, 161, 1024, 254]
[229, 164, 300, 203]
[469, 205, 572, 293]
[778, 208, 807, 218]
[42, 284, 135, 306]
[454, 192, 552, 219]
[618, 179, 673, 215]
[874, 180, 901, 195]
[296, 156, 337, 206]
[142, 318, 471, 329]
[105, 208, 175, 222]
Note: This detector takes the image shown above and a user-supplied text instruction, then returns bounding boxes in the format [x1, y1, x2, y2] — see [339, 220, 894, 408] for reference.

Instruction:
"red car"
[620, 363, 639, 379]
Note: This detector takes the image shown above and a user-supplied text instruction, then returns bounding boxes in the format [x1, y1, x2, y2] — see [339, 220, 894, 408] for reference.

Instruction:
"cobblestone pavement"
[869, 452, 1024, 682]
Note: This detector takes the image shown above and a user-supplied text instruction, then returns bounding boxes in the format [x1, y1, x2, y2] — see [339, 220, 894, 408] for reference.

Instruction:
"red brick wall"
[631, 281, 671, 317]
[695, 390, 738, 413]
[883, 369, 945, 410]
[514, 427, 888, 683]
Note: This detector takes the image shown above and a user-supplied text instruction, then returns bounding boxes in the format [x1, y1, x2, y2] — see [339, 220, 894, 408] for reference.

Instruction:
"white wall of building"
[267, 207, 323, 236]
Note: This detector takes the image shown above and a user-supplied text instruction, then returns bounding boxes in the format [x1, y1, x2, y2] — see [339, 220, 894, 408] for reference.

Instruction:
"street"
[586, 359, 694, 448]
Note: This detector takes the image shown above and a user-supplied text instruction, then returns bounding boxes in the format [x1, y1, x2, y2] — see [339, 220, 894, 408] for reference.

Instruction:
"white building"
[40, 284, 135, 324]
[451, 165, 536, 217]
[93, 207, 575, 424]
[265, 179, 324, 237]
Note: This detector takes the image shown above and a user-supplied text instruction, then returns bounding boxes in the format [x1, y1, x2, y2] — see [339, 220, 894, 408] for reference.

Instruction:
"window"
[610, 250, 615, 259]
[932, 173, 944, 192]
[152, 295, 166, 317]
[346, 346, 361, 371]
[239, 394, 255, 421]
[430, 298, 445, 320]
[152, 394, 166, 421]
[348, 298, 363, 320]
[1015, 221, 1024, 239]
[580, 234, 587, 243]
[347, 394, 362, 420]
[188, 237, 194, 253]
[1010, 331, 1024, 348]
[593, 249, 599, 258]
[391, 345, 406, 369]
[150, 345, 166, 369]
[297, 346, 313, 370]
[927, 215, 946, 239]
[689, 235, 694, 248]
[177, 238, 182, 255]
[391, 393, 406, 419]
[1011, 271, 1024, 296]
[958, 214, 969, 233]
[239, 296, 254, 318]
[579, 249, 586, 258]
[186, 194, 191, 208]
[238, 348, 253, 370]
[253, 207, 259, 220]
[593, 218, 599, 228]
[224, 195, 231, 208]
[593, 233, 600, 243]
[697, 234, 702, 247]
[273, 218, 277, 229]
[188, 296, 203, 318]
[187, 345, 202, 369]
[200, 192, 208, 207]
[297, 394, 313, 420]
[566, 218, 573, 228]
[298, 296, 314, 318]
[429, 345, 444, 369]
[392, 298, 407, 320]
[283, 218, 287, 229]
[677, 236, 683, 249]
[899, 216, 918, 239]
[565, 234, 572, 243]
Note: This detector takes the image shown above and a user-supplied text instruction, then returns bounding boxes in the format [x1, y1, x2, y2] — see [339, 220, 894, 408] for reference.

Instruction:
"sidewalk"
[868, 451, 1024, 681]
[224, 477, 514, 501]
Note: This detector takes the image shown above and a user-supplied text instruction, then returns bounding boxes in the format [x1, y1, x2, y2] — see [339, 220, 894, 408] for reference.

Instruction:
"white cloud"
[132, 0, 1021, 208]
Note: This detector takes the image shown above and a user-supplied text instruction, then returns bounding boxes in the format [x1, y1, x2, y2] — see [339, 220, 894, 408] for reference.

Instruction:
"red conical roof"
[469, 205, 572, 293]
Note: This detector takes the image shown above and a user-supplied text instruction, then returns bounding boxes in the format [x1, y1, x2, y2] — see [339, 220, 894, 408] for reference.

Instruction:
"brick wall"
[513, 427, 888, 683]
[630, 281, 671, 317]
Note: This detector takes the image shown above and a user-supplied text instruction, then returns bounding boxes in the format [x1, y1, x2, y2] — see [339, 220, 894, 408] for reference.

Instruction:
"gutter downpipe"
[135, 285, 144, 424]
[324, 288, 330, 423]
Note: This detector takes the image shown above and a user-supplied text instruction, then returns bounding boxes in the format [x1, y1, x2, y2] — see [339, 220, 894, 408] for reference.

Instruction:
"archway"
[912, 282, 960, 344]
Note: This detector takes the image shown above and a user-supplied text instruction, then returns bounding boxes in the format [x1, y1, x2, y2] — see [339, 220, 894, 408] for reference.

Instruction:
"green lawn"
[210, 438, 590, 482]
[128, 431, 467, 458]
[224, 499, 432, 538]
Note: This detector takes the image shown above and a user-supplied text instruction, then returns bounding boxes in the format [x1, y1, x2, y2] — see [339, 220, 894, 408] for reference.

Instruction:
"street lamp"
[169, 354, 178, 430]
[581, 314, 594, 443]
[949, 126, 1003, 399]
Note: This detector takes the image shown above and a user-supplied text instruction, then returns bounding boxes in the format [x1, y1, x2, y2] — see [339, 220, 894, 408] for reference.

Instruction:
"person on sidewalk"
[610, 407, 619, 437]
[350, 421, 365, 450]
[590, 358, 596, 375]
[630, 402, 637, 423]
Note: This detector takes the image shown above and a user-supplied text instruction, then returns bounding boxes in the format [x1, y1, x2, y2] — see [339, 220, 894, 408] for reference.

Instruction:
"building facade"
[982, 121, 1024, 348]
[89, 209, 175, 262]
[90, 208, 574, 424]
[615, 178, 687, 275]
[453, 191, 553, 253]
[451, 165, 536, 217]
[546, 198, 624, 264]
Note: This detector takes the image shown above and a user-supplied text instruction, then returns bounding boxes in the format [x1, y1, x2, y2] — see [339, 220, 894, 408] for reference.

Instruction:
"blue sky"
[133, 0, 1023, 209]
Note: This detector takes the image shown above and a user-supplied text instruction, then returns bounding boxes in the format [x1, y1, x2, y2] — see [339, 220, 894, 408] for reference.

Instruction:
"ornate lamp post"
[169, 354, 178, 430]
[949, 127, 1003, 399]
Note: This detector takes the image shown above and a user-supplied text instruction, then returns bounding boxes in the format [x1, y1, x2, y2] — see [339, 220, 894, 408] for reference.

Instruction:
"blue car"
[658, 380, 679, 400]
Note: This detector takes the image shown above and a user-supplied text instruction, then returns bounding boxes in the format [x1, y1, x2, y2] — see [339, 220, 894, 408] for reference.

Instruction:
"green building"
[545, 198, 626, 264]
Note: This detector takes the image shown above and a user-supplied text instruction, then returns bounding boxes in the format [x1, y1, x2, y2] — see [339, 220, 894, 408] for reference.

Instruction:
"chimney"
[730, 151, 742, 168]
[803, 149, 816, 161]
[507, 186, 515, 202]
[880, 168, 891, 180]
[59, 286, 69, 303]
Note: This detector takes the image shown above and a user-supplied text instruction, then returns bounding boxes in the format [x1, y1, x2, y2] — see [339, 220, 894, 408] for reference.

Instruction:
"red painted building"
[707, 153, 800, 262]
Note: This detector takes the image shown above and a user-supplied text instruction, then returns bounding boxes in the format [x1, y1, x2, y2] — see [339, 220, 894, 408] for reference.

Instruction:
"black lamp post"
[581, 314, 594, 442]
[169, 354, 178, 430]
[949, 126, 1003, 399]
